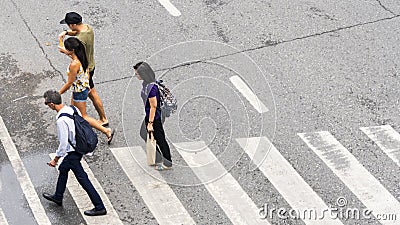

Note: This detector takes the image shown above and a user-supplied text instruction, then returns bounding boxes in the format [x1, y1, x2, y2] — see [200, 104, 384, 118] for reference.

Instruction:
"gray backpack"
[145, 80, 177, 118]
[155, 80, 177, 117]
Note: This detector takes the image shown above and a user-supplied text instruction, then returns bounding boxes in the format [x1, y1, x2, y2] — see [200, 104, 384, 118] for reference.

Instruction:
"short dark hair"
[133, 61, 143, 70]
[43, 90, 62, 105]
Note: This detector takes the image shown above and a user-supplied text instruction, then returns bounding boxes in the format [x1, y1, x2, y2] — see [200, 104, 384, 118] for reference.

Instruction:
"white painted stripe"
[229, 75, 268, 113]
[0, 208, 9, 225]
[0, 116, 51, 225]
[158, 0, 181, 16]
[12, 95, 28, 102]
[236, 137, 343, 225]
[111, 147, 195, 225]
[361, 125, 400, 166]
[49, 153, 123, 225]
[299, 131, 400, 225]
[174, 141, 269, 225]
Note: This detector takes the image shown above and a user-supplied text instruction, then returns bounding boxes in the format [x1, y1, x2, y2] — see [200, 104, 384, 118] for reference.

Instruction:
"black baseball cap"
[60, 12, 82, 24]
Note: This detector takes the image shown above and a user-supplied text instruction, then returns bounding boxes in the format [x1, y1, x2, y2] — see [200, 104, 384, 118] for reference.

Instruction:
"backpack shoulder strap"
[56, 107, 76, 149]
[144, 82, 156, 95]
[58, 113, 74, 120]
[57, 106, 76, 120]
[69, 105, 78, 115]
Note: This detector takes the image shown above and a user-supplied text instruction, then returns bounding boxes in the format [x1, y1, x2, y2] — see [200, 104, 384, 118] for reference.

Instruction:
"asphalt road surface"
[1, 0, 400, 224]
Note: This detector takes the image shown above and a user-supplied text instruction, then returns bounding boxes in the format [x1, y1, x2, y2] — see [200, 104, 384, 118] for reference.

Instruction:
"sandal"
[155, 163, 172, 171]
[98, 120, 109, 127]
[107, 129, 115, 145]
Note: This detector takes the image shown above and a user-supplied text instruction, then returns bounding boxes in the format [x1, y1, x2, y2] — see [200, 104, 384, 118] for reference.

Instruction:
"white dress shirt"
[55, 106, 81, 157]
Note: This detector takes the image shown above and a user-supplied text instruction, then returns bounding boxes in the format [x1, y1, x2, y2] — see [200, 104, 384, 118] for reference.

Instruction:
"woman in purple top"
[134, 62, 172, 170]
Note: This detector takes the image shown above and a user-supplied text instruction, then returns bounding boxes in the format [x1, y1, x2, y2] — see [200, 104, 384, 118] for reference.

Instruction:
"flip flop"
[97, 120, 109, 127]
[107, 129, 115, 145]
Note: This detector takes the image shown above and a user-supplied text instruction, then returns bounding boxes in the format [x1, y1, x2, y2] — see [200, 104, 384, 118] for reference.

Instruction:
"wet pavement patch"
[0, 53, 58, 154]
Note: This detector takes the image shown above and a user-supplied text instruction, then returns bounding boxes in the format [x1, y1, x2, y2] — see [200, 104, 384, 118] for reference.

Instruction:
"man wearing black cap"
[58, 12, 109, 127]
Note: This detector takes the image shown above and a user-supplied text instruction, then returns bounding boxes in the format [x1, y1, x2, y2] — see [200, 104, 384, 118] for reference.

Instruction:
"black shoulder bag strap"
[57, 106, 77, 150]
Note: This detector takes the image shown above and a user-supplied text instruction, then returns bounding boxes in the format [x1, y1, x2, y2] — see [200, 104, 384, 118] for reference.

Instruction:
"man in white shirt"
[42, 90, 107, 216]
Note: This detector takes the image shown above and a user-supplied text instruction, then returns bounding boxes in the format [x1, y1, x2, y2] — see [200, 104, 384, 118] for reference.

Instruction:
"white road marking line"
[49, 153, 123, 225]
[360, 125, 400, 166]
[12, 95, 28, 102]
[174, 141, 269, 225]
[299, 131, 400, 225]
[111, 147, 195, 225]
[158, 0, 181, 16]
[0, 208, 9, 225]
[236, 137, 343, 225]
[229, 75, 268, 113]
[0, 116, 51, 225]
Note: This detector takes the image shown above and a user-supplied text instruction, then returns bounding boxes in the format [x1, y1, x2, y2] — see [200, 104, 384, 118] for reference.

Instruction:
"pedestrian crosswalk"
[360, 125, 400, 167]
[299, 131, 400, 225]
[236, 137, 343, 225]
[111, 147, 195, 225]
[2, 124, 400, 224]
[0, 117, 51, 225]
[174, 141, 267, 225]
[48, 153, 123, 225]
[0, 208, 8, 225]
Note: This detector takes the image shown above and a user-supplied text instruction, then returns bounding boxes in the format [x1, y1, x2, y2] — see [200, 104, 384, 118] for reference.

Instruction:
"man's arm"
[58, 30, 79, 54]
[48, 119, 69, 167]
[58, 30, 78, 39]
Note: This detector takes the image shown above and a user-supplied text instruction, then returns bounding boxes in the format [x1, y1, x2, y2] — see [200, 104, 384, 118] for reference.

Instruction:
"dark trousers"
[54, 151, 105, 210]
[145, 118, 172, 166]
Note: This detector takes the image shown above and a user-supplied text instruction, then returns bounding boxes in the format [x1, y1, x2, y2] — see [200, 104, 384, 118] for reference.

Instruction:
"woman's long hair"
[134, 61, 156, 84]
[64, 37, 89, 72]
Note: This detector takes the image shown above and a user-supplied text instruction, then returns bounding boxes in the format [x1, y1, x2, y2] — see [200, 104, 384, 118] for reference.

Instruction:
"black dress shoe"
[84, 208, 107, 216]
[42, 193, 62, 206]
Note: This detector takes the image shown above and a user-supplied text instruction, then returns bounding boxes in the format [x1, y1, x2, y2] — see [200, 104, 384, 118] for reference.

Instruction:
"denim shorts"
[72, 88, 89, 102]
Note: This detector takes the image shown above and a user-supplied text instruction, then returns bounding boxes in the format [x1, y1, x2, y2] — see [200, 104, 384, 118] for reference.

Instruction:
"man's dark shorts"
[89, 67, 95, 89]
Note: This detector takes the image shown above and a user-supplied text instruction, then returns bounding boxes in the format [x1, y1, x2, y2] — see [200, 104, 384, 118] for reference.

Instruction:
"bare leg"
[88, 88, 108, 124]
[72, 101, 112, 139]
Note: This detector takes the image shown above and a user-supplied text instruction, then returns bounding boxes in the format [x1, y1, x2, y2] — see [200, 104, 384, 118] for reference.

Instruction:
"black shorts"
[89, 67, 95, 89]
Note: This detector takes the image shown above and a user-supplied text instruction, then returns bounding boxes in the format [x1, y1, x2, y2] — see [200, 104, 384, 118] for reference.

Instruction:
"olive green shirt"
[77, 25, 95, 72]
